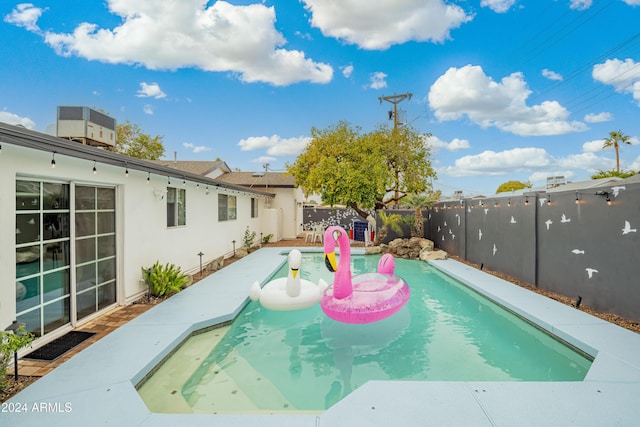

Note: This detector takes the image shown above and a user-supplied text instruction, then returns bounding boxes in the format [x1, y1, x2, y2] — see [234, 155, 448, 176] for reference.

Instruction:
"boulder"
[385, 237, 433, 259]
[420, 249, 448, 262]
[365, 246, 382, 255]
[419, 239, 434, 251]
[206, 256, 225, 272]
[235, 248, 249, 259]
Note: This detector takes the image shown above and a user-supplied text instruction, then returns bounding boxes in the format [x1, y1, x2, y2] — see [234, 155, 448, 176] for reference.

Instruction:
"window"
[251, 198, 258, 218]
[218, 194, 237, 221]
[167, 187, 186, 227]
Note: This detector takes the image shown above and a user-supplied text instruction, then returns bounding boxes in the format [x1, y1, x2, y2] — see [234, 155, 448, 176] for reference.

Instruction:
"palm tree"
[404, 193, 431, 238]
[376, 211, 403, 244]
[603, 130, 631, 173]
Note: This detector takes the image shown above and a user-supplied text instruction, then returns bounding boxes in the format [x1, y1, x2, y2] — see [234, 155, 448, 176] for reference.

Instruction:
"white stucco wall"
[1, 142, 268, 337]
[265, 187, 305, 239]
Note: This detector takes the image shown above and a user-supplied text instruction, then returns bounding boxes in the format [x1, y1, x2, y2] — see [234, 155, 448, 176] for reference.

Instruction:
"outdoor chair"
[310, 224, 324, 243]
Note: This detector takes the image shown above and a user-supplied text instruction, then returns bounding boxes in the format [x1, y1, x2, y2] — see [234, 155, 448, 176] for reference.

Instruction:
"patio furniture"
[306, 224, 323, 244]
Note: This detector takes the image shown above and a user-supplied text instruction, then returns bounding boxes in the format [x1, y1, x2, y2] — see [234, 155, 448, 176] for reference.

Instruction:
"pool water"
[138, 254, 591, 414]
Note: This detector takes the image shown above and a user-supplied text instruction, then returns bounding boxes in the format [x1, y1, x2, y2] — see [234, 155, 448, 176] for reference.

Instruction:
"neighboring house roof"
[543, 177, 622, 193]
[0, 122, 273, 197]
[618, 173, 640, 185]
[149, 160, 231, 176]
[216, 172, 296, 188]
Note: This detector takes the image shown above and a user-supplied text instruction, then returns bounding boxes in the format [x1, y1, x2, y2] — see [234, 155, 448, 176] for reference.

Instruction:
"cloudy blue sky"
[2, 0, 640, 196]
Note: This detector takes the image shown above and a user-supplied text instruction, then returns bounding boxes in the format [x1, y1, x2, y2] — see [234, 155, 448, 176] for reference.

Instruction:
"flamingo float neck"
[324, 226, 353, 299]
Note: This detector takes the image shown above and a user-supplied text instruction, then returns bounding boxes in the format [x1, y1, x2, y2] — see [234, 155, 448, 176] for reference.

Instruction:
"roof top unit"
[56, 106, 116, 147]
[546, 175, 566, 189]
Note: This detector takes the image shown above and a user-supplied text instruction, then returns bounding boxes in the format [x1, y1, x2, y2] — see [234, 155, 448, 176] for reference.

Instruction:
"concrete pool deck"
[5, 247, 640, 426]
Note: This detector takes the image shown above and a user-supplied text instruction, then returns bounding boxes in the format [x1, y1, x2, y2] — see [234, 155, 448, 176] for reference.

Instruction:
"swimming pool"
[138, 253, 591, 414]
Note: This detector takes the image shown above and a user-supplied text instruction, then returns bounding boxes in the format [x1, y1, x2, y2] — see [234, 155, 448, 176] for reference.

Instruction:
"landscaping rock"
[386, 237, 433, 259]
[235, 248, 249, 259]
[206, 256, 225, 272]
[365, 246, 382, 255]
[420, 249, 448, 262]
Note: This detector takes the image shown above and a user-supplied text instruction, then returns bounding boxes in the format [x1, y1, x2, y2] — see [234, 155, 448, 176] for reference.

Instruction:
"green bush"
[242, 226, 256, 249]
[142, 261, 191, 297]
[262, 233, 273, 244]
[1, 325, 34, 390]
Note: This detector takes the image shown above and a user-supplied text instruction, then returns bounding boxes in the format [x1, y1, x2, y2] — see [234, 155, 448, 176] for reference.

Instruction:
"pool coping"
[5, 247, 640, 426]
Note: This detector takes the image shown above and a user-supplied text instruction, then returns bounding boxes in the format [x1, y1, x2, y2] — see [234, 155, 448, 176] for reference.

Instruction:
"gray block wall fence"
[427, 182, 640, 323]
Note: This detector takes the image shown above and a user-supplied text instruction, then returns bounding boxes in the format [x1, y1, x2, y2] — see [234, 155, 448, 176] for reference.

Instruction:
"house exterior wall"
[1, 142, 267, 341]
[267, 187, 303, 239]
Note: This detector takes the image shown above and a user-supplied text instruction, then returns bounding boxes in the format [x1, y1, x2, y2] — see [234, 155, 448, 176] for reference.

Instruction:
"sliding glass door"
[15, 180, 117, 337]
[75, 185, 116, 321]
[16, 180, 71, 337]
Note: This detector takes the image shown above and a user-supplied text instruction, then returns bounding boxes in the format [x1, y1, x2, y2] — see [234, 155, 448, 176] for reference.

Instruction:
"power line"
[513, 0, 615, 68]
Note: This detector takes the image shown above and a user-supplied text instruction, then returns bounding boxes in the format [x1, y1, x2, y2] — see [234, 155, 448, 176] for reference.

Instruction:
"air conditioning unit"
[56, 106, 116, 147]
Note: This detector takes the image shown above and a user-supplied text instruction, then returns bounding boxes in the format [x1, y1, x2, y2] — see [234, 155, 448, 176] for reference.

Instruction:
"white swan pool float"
[250, 249, 327, 311]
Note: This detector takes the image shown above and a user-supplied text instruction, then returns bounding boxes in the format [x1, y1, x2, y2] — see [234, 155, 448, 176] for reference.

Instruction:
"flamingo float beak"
[291, 268, 299, 278]
[324, 252, 337, 272]
[324, 228, 341, 272]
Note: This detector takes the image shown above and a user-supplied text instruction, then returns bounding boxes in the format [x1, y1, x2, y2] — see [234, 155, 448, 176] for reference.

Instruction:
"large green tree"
[113, 120, 165, 160]
[287, 121, 436, 219]
[496, 180, 532, 193]
[602, 130, 631, 173]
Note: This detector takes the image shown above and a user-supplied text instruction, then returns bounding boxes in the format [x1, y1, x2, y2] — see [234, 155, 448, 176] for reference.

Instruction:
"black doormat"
[24, 331, 95, 361]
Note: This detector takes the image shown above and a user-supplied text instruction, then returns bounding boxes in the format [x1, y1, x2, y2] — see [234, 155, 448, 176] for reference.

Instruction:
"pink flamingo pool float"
[320, 225, 410, 324]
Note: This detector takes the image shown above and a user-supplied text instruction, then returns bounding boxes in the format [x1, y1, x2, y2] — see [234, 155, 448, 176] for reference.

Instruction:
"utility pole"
[262, 162, 269, 190]
[379, 92, 412, 206]
[378, 92, 412, 129]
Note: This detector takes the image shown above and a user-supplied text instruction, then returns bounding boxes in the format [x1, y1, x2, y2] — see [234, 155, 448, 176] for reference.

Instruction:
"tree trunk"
[349, 202, 370, 221]
[415, 207, 424, 238]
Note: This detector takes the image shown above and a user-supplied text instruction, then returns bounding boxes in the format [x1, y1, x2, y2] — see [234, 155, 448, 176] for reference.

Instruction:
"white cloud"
[13, 1, 332, 86]
[542, 69, 563, 81]
[3, 3, 43, 32]
[446, 147, 551, 176]
[623, 0, 640, 5]
[238, 135, 311, 156]
[369, 72, 387, 90]
[428, 64, 587, 136]
[143, 104, 153, 115]
[593, 58, 640, 105]
[0, 110, 36, 129]
[584, 112, 612, 123]
[582, 139, 605, 153]
[302, 0, 472, 50]
[424, 135, 470, 151]
[252, 156, 277, 164]
[481, 0, 516, 13]
[183, 142, 211, 153]
[137, 82, 166, 99]
[341, 65, 354, 78]
[443, 147, 613, 177]
[570, 0, 592, 10]
[630, 155, 640, 171]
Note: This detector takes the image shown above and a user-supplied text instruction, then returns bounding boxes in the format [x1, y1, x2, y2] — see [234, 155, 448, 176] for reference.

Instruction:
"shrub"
[242, 226, 256, 249]
[1, 325, 34, 391]
[262, 233, 273, 244]
[142, 261, 190, 297]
